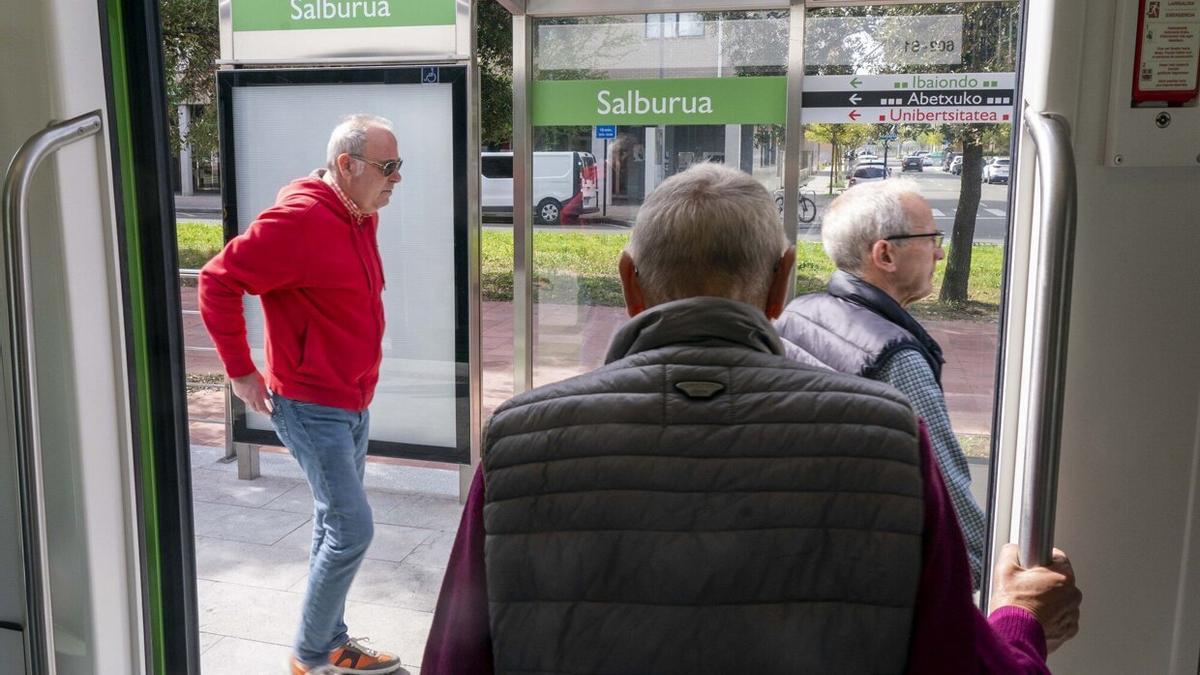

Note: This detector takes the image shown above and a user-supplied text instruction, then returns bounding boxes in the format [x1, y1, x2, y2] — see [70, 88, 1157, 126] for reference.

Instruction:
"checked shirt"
[879, 349, 986, 588]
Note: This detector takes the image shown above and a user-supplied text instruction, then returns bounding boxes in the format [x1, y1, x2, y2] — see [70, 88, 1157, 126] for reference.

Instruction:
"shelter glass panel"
[802, 1, 1021, 592]
[527, 11, 795, 388]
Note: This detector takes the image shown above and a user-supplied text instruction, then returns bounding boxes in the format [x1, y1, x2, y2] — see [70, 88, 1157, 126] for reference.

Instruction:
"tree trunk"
[939, 141, 984, 303]
[829, 141, 838, 194]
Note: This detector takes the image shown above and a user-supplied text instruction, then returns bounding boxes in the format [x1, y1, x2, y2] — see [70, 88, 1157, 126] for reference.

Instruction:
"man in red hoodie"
[200, 113, 403, 675]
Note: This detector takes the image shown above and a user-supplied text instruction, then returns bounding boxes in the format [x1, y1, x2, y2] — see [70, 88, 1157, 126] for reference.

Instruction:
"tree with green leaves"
[805, 123, 871, 192]
[477, 1, 514, 149]
[160, 0, 219, 160]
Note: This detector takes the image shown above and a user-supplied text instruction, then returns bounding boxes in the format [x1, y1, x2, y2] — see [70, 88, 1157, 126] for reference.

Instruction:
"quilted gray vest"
[483, 297, 924, 675]
[775, 271, 945, 386]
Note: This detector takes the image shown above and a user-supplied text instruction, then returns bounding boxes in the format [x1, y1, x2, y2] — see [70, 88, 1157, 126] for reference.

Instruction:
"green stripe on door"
[104, 0, 165, 672]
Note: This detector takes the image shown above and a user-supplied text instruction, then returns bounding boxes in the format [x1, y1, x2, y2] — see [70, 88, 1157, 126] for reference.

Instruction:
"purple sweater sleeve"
[421, 426, 1050, 675]
[420, 467, 493, 675]
[906, 420, 1050, 674]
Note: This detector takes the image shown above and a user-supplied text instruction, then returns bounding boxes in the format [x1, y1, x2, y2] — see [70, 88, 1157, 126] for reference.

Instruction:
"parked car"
[982, 157, 1011, 184]
[902, 156, 924, 172]
[922, 153, 938, 166]
[949, 155, 964, 175]
[848, 164, 889, 186]
[844, 155, 886, 179]
[481, 151, 599, 224]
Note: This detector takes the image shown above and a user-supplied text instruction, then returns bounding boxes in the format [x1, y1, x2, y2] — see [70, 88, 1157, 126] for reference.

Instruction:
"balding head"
[622, 163, 791, 308]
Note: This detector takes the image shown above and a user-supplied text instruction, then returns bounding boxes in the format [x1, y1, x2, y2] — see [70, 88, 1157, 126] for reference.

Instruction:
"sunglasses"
[885, 231, 945, 248]
[351, 154, 403, 177]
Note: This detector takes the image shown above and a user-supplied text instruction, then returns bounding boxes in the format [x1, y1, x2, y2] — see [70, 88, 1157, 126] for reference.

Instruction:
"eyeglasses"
[885, 231, 944, 248]
[350, 154, 403, 177]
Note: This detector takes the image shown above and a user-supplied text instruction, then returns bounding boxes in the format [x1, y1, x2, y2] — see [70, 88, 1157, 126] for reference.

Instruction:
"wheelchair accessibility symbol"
[421, 67, 439, 84]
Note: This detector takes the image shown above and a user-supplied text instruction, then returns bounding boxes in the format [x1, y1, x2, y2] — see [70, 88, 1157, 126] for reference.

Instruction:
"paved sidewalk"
[191, 443, 453, 675]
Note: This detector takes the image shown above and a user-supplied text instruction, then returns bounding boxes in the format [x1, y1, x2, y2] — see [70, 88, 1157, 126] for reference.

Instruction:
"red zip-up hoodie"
[199, 173, 386, 411]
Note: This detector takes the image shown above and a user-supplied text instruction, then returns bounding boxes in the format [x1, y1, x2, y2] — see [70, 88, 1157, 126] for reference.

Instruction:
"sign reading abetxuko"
[232, 0, 455, 31]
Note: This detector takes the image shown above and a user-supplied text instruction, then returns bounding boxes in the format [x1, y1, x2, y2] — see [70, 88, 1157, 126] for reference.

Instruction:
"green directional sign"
[531, 77, 787, 126]
[232, 0, 456, 32]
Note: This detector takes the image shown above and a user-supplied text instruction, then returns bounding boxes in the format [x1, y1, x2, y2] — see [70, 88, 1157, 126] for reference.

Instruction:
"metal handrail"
[1019, 107, 1078, 567]
[3, 110, 104, 675]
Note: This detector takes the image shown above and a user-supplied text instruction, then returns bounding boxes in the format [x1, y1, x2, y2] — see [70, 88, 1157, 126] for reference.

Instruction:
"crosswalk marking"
[930, 207, 1007, 219]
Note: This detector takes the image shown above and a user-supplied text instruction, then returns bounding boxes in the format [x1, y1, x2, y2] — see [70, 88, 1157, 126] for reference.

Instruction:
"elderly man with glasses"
[776, 178, 987, 588]
[200, 113, 404, 675]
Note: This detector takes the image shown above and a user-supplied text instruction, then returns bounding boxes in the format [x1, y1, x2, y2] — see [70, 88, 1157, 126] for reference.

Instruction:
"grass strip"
[179, 222, 1004, 320]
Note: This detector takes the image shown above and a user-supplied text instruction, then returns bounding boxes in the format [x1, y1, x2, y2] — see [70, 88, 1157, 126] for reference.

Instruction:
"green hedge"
[177, 221, 225, 270]
[179, 222, 1003, 319]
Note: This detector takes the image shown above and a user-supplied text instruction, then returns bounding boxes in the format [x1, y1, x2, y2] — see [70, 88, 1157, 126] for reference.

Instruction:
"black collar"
[606, 297, 784, 364]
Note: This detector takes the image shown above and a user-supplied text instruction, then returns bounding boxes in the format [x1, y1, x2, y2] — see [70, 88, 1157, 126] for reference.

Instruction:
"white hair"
[821, 178, 922, 273]
[626, 163, 787, 307]
[326, 113, 395, 174]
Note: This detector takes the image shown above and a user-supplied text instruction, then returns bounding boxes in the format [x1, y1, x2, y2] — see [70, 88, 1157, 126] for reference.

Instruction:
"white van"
[481, 151, 599, 224]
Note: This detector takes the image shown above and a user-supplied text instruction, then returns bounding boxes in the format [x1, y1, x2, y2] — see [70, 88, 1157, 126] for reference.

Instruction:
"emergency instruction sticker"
[1138, 0, 1199, 92]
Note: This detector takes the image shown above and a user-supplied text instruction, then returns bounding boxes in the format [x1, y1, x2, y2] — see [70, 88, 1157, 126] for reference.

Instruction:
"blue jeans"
[270, 394, 373, 666]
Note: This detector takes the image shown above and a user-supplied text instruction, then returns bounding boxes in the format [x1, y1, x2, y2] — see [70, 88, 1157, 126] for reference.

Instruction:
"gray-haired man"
[775, 178, 987, 587]
[422, 164, 1078, 674]
[200, 114, 404, 674]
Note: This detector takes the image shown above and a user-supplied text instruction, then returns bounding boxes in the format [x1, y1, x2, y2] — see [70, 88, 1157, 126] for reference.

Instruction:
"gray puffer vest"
[775, 271, 946, 386]
[483, 297, 924, 675]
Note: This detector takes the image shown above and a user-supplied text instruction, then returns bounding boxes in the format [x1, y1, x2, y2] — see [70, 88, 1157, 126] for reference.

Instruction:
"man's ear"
[868, 239, 898, 273]
[618, 252, 646, 317]
[764, 247, 796, 320]
[335, 153, 354, 179]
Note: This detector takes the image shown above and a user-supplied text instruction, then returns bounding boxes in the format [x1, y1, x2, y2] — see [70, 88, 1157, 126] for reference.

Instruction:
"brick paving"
[182, 287, 998, 448]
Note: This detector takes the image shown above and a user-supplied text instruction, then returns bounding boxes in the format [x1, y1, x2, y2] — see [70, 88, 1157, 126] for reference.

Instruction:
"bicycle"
[775, 188, 818, 224]
[798, 190, 817, 224]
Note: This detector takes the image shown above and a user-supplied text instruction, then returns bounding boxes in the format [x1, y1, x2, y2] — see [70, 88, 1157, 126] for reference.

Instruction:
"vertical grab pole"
[1019, 108, 1078, 567]
[782, 0, 807, 300]
[2, 110, 105, 675]
[512, 12, 534, 396]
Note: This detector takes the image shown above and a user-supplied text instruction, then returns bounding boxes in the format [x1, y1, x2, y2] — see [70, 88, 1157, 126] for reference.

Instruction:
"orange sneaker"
[289, 657, 339, 674]
[329, 637, 402, 674]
